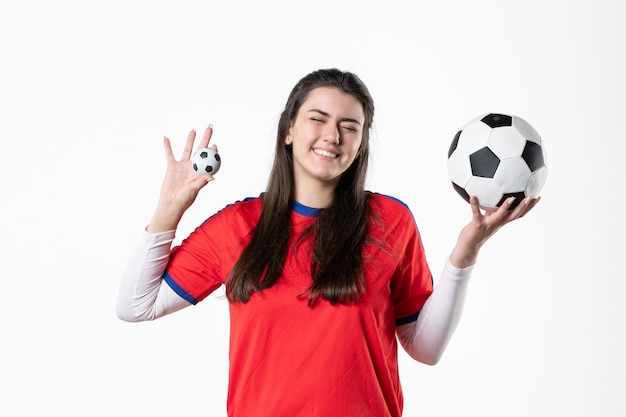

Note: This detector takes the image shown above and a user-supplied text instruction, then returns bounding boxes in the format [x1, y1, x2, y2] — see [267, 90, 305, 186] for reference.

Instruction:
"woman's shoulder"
[200, 194, 263, 225]
[368, 192, 413, 214]
[367, 193, 420, 238]
[221, 194, 263, 214]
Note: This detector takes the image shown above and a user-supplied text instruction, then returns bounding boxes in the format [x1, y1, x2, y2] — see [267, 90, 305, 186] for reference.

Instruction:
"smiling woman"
[285, 87, 365, 207]
[116, 68, 539, 417]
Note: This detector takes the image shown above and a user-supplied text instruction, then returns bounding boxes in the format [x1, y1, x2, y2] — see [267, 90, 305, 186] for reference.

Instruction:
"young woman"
[117, 68, 539, 417]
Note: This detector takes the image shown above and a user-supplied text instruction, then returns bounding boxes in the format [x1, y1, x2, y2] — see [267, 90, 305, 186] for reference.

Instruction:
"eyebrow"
[307, 108, 362, 125]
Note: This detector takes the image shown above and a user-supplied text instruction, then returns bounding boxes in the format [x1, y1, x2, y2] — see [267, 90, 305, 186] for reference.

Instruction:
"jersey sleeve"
[164, 223, 225, 304]
[387, 200, 434, 325]
[164, 200, 257, 304]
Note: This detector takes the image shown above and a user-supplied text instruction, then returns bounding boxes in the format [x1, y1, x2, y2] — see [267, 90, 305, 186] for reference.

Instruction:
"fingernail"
[209, 124, 214, 129]
[508, 196, 516, 205]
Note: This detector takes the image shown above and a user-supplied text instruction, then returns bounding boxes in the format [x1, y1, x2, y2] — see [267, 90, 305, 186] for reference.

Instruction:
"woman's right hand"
[147, 125, 216, 233]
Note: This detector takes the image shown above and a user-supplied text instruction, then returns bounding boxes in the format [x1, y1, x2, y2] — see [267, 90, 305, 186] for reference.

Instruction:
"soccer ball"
[447, 113, 547, 211]
[191, 147, 221, 175]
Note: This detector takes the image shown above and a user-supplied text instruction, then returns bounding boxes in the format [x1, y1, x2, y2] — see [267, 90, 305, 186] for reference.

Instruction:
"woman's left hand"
[449, 195, 541, 269]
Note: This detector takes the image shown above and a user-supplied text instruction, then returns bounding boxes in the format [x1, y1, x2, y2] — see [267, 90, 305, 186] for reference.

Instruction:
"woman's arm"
[396, 259, 471, 365]
[116, 230, 191, 322]
[116, 126, 216, 321]
[397, 195, 540, 364]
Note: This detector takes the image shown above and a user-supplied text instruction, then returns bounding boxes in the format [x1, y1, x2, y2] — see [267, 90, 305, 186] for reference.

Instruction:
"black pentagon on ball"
[481, 113, 512, 128]
[448, 131, 461, 158]
[204, 165, 214, 173]
[199, 151, 209, 158]
[497, 191, 526, 210]
[193, 163, 198, 171]
[470, 147, 500, 178]
[214, 153, 221, 162]
[452, 182, 470, 204]
[522, 141, 545, 172]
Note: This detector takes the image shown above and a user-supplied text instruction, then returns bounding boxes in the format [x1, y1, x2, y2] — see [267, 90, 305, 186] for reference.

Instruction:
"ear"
[284, 125, 294, 145]
[354, 137, 366, 158]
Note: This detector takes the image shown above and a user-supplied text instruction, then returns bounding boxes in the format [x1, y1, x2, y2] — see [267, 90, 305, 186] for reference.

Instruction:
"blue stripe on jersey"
[395, 311, 420, 325]
[292, 200, 323, 217]
[163, 272, 199, 305]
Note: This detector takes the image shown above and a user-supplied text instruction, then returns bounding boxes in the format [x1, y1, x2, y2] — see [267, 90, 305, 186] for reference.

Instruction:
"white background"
[1, 0, 625, 416]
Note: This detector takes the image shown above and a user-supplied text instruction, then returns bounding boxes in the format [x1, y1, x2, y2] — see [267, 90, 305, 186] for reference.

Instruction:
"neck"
[294, 181, 337, 208]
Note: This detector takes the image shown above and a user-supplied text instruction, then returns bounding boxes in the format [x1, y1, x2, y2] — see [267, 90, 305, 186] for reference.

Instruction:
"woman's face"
[285, 87, 365, 197]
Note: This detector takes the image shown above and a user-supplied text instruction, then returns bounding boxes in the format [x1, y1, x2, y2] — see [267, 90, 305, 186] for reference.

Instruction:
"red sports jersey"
[164, 194, 433, 417]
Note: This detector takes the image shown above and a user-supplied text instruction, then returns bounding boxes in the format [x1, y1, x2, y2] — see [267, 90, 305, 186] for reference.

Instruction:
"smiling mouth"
[313, 149, 338, 159]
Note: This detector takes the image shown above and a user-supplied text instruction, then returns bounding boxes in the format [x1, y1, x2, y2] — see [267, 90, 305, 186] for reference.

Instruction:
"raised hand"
[449, 195, 540, 269]
[147, 125, 216, 233]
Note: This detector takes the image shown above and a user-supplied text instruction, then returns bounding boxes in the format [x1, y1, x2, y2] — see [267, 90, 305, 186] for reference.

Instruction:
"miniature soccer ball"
[447, 113, 547, 211]
[191, 147, 221, 175]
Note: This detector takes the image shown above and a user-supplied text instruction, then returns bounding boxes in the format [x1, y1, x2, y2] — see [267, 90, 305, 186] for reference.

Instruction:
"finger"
[191, 173, 215, 190]
[181, 129, 197, 161]
[491, 196, 517, 222]
[163, 136, 175, 163]
[469, 195, 482, 220]
[508, 196, 528, 218]
[518, 196, 541, 218]
[197, 124, 214, 149]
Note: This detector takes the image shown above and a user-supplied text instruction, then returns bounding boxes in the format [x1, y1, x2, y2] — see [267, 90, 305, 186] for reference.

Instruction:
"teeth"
[314, 149, 337, 158]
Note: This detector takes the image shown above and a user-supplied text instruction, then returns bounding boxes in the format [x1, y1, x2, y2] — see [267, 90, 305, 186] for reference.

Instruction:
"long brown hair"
[226, 68, 375, 305]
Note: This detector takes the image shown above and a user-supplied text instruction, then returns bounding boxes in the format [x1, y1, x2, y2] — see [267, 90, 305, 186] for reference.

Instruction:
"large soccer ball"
[447, 113, 547, 211]
[191, 147, 221, 175]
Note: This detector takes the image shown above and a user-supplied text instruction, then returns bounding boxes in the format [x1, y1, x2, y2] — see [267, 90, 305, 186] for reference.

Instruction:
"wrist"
[449, 244, 479, 269]
[147, 205, 184, 233]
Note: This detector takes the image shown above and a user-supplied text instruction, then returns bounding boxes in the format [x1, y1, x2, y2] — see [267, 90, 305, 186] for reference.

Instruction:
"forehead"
[300, 87, 365, 121]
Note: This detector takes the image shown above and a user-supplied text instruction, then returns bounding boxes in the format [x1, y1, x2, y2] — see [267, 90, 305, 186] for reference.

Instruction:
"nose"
[323, 125, 340, 144]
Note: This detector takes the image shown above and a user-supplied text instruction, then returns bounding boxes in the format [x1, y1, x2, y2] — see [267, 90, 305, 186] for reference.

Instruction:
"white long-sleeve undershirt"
[116, 230, 189, 321]
[396, 260, 472, 365]
[116, 230, 473, 365]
